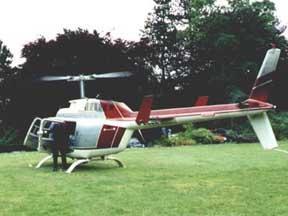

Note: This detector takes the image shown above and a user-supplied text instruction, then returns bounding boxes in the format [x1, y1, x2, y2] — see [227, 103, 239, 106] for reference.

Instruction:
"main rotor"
[40, 71, 132, 98]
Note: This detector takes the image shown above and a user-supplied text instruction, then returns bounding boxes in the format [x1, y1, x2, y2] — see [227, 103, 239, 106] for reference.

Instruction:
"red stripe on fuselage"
[111, 128, 125, 148]
[97, 125, 117, 149]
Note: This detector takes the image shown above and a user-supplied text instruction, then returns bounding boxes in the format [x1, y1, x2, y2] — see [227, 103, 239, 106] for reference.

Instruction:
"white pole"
[80, 79, 85, 98]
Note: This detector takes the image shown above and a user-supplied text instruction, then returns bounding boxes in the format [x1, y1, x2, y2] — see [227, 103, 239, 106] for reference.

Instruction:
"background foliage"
[0, 0, 287, 144]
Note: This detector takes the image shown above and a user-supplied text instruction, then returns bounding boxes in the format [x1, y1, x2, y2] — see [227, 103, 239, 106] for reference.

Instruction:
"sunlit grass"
[0, 142, 288, 215]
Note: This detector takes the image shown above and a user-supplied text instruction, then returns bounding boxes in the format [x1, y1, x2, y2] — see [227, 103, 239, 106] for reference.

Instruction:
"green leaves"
[214, 33, 239, 49]
[143, 0, 288, 104]
[0, 41, 13, 69]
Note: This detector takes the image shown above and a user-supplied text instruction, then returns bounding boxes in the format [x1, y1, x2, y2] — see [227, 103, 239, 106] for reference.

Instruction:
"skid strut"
[66, 159, 90, 173]
[106, 156, 125, 168]
[35, 155, 53, 168]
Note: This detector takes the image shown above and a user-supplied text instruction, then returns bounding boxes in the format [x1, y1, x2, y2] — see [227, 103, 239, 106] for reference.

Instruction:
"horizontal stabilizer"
[136, 95, 153, 124]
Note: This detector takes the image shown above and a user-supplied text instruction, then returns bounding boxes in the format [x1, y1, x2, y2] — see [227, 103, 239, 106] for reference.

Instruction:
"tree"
[143, 0, 288, 105]
[142, 0, 189, 99]
[185, 0, 288, 103]
[0, 40, 14, 127]
[7, 29, 153, 130]
[22, 29, 134, 76]
[0, 40, 13, 69]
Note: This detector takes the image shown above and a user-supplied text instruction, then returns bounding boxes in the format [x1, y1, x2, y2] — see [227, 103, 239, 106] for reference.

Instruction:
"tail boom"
[104, 48, 280, 150]
[113, 96, 272, 128]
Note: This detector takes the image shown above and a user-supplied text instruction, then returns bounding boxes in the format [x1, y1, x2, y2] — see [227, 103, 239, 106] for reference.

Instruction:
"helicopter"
[24, 47, 281, 173]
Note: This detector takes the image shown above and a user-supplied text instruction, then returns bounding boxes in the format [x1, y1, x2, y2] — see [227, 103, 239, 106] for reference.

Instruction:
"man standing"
[51, 121, 69, 171]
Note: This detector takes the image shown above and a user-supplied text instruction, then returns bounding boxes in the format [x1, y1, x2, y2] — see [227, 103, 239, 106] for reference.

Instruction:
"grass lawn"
[0, 142, 288, 216]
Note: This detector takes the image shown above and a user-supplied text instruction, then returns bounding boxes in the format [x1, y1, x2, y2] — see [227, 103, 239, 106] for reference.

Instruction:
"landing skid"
[34, 154, 125, 173]
[65, 156, 125, 174]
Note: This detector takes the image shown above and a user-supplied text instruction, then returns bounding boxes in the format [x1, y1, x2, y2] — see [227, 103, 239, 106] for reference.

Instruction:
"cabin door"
[23, 117, 42, 150]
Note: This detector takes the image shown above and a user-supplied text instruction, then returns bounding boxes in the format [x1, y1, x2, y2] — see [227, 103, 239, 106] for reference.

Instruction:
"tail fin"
[194, 96, 209, 106]
[249, 48, 281, 102]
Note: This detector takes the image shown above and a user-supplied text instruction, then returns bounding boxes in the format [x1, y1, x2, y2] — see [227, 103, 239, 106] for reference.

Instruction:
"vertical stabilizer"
[249, 48, 281, 102]
[248, 112, 278, 149]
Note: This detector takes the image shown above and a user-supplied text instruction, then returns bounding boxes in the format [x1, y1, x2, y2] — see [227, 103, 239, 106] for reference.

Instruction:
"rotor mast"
[79, 75, 86, 98]
[70, 74, 91, 98]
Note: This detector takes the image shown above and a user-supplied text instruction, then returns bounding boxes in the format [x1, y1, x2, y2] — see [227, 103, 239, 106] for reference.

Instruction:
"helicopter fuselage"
[24, 96, 275, 161]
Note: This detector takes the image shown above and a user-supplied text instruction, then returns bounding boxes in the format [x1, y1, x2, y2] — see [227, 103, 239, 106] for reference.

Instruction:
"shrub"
[0, 127, 21, 146]
[269, 112, 288, 140]
[169, 135, 197, 146]
[181, 124, 217, 144]
[152, 124, 219, 146]
[219, 112, 288, 141]
[189, 128, 216, 144]
[152, 134, 197, 147]
[152, 136, 174, 147]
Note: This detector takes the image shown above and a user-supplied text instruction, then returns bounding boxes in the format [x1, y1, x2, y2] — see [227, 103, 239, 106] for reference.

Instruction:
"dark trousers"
[52, 143, 68, 171]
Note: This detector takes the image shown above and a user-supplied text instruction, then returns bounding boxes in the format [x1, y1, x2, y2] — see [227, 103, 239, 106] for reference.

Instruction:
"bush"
[0, 127, 21, 146]
[181, 124, 218, 144]
[189, 128, 215, 144]
[152, 124, 220, 146]
[169, 136, 197, 146]
[152, 111, 288, 147]
[219, 112, 288, 141]
[152, 135, 197, 147]
[269, 112, 288, 140]
[152, 136, 174, 147]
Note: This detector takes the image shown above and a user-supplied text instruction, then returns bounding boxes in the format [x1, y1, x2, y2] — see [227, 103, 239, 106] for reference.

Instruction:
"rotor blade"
[40, 76, 72, 81]
[91, 71, 132, 79]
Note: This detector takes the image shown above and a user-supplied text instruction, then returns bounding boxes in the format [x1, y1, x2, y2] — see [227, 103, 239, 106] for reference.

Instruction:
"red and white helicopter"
[24, 48, 281, 173]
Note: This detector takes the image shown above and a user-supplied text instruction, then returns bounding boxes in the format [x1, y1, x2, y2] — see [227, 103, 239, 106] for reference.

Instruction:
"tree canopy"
[22, 29, 138, 76]
[0, 40, 13, 69]
[1, 0, 288, 135]
[5, 29, 154, 129]
[143, 0, 288, 104]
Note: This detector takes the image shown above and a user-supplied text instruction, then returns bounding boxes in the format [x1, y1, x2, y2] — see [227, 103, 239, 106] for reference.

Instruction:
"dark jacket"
[51, 122, 70, 153]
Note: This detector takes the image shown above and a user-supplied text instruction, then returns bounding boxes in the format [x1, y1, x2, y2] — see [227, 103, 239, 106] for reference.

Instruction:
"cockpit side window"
[85, 102, 97, 111]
